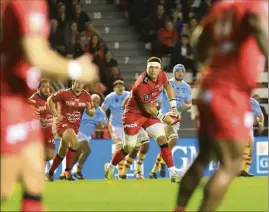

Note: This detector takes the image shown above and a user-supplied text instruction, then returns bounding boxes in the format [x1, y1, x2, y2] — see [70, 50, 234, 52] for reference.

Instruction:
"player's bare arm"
[247, 11, 268, 58]
[47, 96, 62, 120]
[22, 37, 98, 82]
[192, 26, 211, 72]
[181, 101, 192, 110]
[163, 84, 178, 114]
[85, 102, 95, 117]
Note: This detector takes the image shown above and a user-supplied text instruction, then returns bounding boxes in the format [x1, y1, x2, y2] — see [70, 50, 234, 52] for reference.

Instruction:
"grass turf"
[1, 177, 268, 211]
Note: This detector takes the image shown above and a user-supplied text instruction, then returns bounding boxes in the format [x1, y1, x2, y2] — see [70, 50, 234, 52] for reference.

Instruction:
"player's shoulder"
[81, 89, 91, 96]
[97, 106, 106, 114]
[105, 92, 116, 99]
[124, 90, 130, 96]
[183, 81, 191, 89]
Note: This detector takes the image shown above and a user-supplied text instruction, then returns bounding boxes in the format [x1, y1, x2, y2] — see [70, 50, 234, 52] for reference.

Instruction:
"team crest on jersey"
[143, 77, 149, 84]
[143, 94, 149, 101]
[28, 13, 45, 32]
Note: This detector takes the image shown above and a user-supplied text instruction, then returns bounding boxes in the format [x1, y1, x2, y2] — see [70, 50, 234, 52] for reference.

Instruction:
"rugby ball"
[165, 112, 181, 125]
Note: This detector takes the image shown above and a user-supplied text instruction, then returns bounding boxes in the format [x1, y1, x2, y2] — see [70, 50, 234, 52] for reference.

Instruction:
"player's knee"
[156, 135, 168, 146]
[123, 144, 136, 154]
[140, 141, 149, 153]
[45, 149, 54, 161]
[23, 174, 44, 196]
[168, 136, 178, 149]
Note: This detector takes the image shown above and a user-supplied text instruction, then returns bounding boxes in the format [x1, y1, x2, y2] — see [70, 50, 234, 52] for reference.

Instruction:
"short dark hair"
[38, 78, 50, 89]
[147, 57, 161, 64]
[113, 80, 125, 87]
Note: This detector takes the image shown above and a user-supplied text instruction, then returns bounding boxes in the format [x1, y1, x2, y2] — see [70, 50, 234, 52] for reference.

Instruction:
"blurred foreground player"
[1, 0, 98, 211]
[175, 0, 268, 211]
[104, 57, 181, 183]
[47, 80, 95, 181]
[29, 79, 55, 163]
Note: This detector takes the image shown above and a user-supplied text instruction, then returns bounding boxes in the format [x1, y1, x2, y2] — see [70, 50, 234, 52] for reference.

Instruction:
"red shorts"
[41, 127, 55, 150]
[1, 96, 43, 155]
[56, 121, 78, 138]
[197, 89, 252, 142]
[122, 112, 160, 135]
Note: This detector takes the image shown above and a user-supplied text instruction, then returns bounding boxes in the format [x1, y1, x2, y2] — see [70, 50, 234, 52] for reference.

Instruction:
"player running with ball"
[150, 64, 192, 178]
[104, 57, 181, 183]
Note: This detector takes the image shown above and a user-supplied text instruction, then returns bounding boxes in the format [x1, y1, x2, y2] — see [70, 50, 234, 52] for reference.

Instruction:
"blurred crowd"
[47, 0, 123, 98]
[118, 0, 212, 80]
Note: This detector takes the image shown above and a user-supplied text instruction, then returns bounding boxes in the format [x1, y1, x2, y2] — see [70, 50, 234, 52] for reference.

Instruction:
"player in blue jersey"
[239, 97, 264, 177]
[150, 64, 192, 179]
[102, 80, 149, 179]
[59, 94, 106, 179]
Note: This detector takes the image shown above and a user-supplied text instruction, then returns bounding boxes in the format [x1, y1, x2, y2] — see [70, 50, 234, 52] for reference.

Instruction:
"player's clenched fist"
[71, 53, 99, 83]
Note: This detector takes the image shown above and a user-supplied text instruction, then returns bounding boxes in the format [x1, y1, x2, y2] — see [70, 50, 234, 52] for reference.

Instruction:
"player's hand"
[75, 53, 99, 83]
[163, 112, 181, 125]
[171, 107, 179, 115]
[181, 104, 189, 110]
[258, 122, 264, 134]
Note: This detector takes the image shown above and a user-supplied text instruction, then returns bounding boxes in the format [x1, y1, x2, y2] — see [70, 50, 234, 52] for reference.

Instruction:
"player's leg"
[111, 126, 125, 174]
[198, 139, 245, 211]
[239, 130, 254, 177]
[44, 147, 54, 162]
[175, 133, 214, 212]
[144, 120, 180, 183]
[48, 137, 68, 181]
[150, 124, 178, 178]
[104, 114, 143, 180]
[1, 156, 21, 203]
[73, 140, 91, 180]
[20, 141, 45, 212]
[134, 129, 150, 179]
[135, 141, 149, 179]
[120, 148, 139, 179]
[61, 128, 79, 180]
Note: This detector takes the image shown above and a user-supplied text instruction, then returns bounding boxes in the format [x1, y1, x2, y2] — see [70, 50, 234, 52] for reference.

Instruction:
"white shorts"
[136, 128, 149, 147]
[111, 126, 124, 142]
[77, 131, 91, 143]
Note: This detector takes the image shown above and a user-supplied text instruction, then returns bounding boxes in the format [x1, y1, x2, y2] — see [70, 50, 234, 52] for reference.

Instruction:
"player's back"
[2, 0, 49, 96]
[201, 0, 267, 92]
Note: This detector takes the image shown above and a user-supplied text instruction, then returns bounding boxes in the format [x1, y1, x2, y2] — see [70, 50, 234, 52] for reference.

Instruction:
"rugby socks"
[243, 144, 252, 172]
[151, 153, 162, 174]
[65, 148, 77, 171]
[160, 143, 174, 168]
[135, 151, 146, 173]
[111, 148, 127, 166]
[174, 206, 185, 212]
[121, 155, 134, 175]
[118, 160, 124, 173]
[49, 154, 63, 175]
[21, 192, 43, 212]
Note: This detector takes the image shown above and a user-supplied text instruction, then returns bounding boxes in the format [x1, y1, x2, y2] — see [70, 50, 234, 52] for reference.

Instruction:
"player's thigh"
[58, 138, 69, 157]
[21, 142, 45, 195]
[78, 140, 91, 154]
[62, 128, 78, 144]
[44, 147, 54, 161]
[136, 128, 150, 149]
[143, 118, 166, 142]
[1, 155, 21, 199]
[214, 139, 245, 173]
[122, 113, 145, 151]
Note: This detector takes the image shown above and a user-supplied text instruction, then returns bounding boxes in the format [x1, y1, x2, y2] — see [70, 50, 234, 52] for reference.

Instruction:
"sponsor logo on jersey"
[123, 122, 138, 128]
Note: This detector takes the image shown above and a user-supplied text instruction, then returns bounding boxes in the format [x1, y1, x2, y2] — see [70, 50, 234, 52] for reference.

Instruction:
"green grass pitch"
[1, 177, 268, 211]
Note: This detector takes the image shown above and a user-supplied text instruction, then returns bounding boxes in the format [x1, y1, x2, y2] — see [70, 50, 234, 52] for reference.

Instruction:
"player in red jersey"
[46, 80, 95, 181]
[1, 0, 98, 211]
[175, 1, 268, 211]
[104, 57, 181, 183]
[29, 79, 55, 163]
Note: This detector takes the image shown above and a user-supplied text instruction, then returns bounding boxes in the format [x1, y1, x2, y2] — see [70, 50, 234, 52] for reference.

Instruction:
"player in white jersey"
[150, 64, 192, 179]
[102, 80, 149, 179]
[239, 97, 264, 177]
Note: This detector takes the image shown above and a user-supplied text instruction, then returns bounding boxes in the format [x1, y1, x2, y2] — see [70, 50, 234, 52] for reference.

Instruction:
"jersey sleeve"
[133, 84, 151, 104]
[253, 101, 263, 117]
[103, 95, 112, 109]
[11, 0, 49, 37]
[51, 90, 65, 103]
